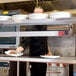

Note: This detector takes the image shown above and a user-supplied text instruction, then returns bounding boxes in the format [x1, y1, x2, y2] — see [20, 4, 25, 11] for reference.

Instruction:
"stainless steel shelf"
[0, 31, 58, 37]
[0, 0, 31, 3]
[0, 18, 75, 37]
[0, 17, 76, 26]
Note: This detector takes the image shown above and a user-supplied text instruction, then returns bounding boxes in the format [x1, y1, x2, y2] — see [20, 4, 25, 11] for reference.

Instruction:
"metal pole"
[26, 62, 30, 76]
[17, 61, 20, 76]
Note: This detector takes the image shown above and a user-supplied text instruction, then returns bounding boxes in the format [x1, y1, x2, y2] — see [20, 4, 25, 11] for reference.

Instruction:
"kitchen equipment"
[0, 62, 9, 76]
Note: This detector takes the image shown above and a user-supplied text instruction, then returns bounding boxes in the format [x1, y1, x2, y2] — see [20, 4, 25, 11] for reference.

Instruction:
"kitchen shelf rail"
[0, 17, 76, 26]
[0, 0, 31, 3]
[0, 31, 59, 37]
[0, 55, 76, 64]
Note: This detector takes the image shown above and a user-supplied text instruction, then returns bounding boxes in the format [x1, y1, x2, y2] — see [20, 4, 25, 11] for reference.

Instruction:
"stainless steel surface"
[48, 36, 75, 57]
[17, 61, 19, 76]
[0, 55, 76, 64]
[0, 18, 76, 26]
[26, 62, 30, 76]
[0, 31, 58, 37]
[0, 0, 31, 3]
[0, 62, 9, 76]
[0, 67, 9, 76]
[0, 55, 74, 76]
[48, 0, 76, 11]
[0, 18, 75, 37]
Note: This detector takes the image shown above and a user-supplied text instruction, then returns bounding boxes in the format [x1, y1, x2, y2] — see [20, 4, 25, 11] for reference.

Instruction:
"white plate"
[28, 13, 48, 19]
[5, 50, 23, 57]
[40, 55, 60, 59]
[50, 12, 71, 18]
[12, 14, 28, 21]
[0, 16, 11, 21]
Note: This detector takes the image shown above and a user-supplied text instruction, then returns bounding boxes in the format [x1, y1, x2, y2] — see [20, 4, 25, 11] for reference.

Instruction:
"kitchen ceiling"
[0, 0, 76, 13]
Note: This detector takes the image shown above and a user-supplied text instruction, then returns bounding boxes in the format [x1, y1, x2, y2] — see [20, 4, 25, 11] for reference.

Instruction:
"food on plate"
[9, 51, 17, 54]
[5, 50, 23, 56]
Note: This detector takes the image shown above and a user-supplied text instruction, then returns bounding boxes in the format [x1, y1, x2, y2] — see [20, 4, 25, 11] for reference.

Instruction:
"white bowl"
[0, 16, 11, 21]
[28, 13, 48, 19]
[12, 14, 28, 21]
[50, 12, 71, 18]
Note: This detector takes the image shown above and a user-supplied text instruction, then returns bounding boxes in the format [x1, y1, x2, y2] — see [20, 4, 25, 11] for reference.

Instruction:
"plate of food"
[40, 55, 60, 59]
[5, 50, 23, 56]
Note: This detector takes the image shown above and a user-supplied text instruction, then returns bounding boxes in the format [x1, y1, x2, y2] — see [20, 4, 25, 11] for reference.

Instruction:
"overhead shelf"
[0, 0, 55, 3]
[0, 18, 73, 37]
[0, 17, 76, 26]
[0, 0, 31, 3]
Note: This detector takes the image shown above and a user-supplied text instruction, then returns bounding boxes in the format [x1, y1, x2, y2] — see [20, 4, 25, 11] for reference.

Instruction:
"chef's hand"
[45, 51, 52, 56]
[45, 46, 52, 56]
[16, 46, 24, 52]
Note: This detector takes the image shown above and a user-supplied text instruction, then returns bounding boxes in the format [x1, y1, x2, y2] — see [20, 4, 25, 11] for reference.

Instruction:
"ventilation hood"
[49, 0, 76, 10]
[0, 0, 76, 13]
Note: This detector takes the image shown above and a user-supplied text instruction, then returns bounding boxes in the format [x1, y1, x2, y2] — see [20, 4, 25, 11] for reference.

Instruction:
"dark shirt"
[20, 25, 48, 56]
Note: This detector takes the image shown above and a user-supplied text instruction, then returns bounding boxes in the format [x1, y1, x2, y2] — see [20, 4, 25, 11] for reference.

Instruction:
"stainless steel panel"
[0, 67, 9, 76]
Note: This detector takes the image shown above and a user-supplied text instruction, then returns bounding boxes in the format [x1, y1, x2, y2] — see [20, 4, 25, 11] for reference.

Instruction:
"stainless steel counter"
[0, 55, 76, 76]
[0, 55, 76, 64]
[0, 55, 75, 76]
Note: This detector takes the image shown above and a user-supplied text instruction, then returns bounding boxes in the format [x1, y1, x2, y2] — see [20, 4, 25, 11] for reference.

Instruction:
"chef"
[9, 6, 52, 76]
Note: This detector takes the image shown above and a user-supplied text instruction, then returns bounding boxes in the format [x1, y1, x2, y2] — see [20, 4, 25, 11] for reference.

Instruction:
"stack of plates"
[12, 14, 28, 22]
[0, 16, 11, 21]
[28, 13, 48, 19]
[50, 12, 72, 18]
